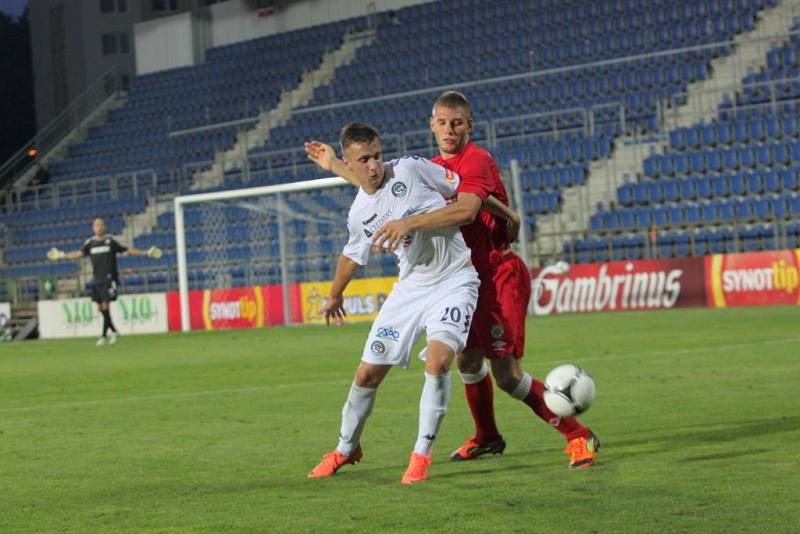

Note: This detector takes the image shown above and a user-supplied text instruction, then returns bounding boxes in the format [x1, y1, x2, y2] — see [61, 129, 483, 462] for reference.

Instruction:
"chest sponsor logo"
[363, 211, 392, 238]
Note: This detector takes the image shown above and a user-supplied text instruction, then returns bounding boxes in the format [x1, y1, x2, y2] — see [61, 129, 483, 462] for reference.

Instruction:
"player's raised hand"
[46, 247, 65, 261]
[323, 293, 347, 326]
[304, 140, 336, 172]
[372, 219, 412, 252]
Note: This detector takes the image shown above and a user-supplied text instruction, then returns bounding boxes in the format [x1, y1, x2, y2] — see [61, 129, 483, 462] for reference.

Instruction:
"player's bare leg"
[490, 357, 599, 468]
[308, 362, 391, 479]
[402, 340, 455, 484]
[450, 348, 506, 461]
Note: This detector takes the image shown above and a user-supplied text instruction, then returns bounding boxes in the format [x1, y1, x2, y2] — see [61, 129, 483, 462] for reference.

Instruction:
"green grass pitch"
[1, 306, 798, 532]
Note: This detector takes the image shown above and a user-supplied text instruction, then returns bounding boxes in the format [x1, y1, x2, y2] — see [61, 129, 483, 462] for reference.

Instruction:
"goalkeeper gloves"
[47, 247, 65, 261]
[147, 246, 163, 259]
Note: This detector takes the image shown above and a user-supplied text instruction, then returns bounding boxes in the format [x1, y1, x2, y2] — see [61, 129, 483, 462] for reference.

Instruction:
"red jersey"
[432, 141, 510, 273]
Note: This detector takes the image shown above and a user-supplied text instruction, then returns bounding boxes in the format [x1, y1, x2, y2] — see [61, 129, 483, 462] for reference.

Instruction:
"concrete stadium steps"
[530, 0, 798, 263]
[191, 29, 376, 191]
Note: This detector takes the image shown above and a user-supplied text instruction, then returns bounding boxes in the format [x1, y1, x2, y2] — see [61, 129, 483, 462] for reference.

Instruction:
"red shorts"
[465, 252, 531, 359]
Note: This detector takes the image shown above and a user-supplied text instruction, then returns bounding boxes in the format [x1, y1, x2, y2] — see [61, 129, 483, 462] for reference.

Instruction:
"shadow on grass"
[301, 416, 799, 483]
[611, 415, 800, 456]
[681, 448, 771, 462]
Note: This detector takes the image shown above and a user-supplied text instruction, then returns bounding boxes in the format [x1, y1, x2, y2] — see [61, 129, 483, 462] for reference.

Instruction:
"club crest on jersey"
[491, 323, 504, 339]
[370, 341, 386, 357]
[391, 182, 407, 197]
[445, 169, 457, 183]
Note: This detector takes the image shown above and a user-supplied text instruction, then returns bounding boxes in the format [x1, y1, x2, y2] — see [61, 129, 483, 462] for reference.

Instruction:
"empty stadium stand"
[1, 0, 794, 302]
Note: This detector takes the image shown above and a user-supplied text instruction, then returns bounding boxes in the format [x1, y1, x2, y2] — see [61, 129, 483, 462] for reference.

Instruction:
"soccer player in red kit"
[370, 91, 599, 468]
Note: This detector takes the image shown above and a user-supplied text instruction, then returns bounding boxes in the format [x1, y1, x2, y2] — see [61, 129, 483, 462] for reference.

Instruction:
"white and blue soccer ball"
[543, 364, 596, 417]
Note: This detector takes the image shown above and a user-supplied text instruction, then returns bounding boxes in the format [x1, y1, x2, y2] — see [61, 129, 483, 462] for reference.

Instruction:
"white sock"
[510, 372, 533, 401]
[336, 382, 376, 456]
[414, 372, 451, 456]
[457, 361, 489, 384]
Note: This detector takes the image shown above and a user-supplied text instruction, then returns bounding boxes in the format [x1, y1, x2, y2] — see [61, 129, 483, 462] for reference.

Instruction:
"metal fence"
[0, 68, 122, 198]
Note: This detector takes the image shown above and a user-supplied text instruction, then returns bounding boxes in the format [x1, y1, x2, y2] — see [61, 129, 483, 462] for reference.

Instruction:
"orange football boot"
[450, 435, 507, 461]
[307, 447, 363, 478]
[563, 432, 600, 469]
[401, 452, 432, 485]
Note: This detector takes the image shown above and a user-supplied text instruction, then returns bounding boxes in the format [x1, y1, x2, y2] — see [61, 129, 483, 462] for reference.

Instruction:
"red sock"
[464, 374, 502, 444]
[522, 377, 590, 442]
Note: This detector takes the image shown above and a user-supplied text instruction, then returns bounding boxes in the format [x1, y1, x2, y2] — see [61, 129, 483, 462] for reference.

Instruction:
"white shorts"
[361, 265, 480, 368]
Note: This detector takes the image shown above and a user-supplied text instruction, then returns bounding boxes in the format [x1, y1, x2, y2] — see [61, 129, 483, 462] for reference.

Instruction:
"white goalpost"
[173, 177, 350, 332]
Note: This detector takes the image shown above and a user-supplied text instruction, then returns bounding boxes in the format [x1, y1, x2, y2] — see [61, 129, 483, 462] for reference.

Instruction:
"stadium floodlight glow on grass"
[173, 177, 348, 332]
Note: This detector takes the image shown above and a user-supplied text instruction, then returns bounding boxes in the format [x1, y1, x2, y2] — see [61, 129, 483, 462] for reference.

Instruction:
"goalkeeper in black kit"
[47, 218, 162, 345]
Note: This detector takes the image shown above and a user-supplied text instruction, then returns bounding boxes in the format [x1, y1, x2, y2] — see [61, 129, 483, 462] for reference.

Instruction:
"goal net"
[172, 161, 530, 332]
[173, 177, 392, 331]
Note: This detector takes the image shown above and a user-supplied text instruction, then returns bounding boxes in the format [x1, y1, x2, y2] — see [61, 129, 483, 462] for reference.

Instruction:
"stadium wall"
[208, 0, 431, 48]
[135, 12, 209, 76]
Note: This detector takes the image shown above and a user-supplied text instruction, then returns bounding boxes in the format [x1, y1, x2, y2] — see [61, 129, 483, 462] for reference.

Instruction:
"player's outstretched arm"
[47, 247, 82, 261]
[323, 254, 359, 326]
[372, 192, 482, 252]
[127, 246, 162, 259]
[483, 195, 522, 243]
[304, 140, 360, 186]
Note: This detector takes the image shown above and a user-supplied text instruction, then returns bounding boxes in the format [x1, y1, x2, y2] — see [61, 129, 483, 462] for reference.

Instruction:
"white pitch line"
[1, 336, 797, 414]
[0, 380, 350, 414]
[561, 336, 800, 364]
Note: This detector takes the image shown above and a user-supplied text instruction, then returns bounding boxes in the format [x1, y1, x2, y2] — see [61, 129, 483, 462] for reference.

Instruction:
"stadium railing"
[3, 169, 157, 213]
[0, 67, 123, 197]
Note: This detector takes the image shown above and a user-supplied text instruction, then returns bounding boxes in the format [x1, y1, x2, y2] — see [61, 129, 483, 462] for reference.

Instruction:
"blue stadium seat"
[712, 175, 730, 197]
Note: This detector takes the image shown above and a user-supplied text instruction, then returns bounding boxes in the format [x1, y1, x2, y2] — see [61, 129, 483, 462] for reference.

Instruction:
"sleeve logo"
[370, 340, 387, 356]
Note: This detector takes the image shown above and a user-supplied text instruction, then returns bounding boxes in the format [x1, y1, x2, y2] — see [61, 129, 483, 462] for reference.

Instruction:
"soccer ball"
[543, 364, 596, 417]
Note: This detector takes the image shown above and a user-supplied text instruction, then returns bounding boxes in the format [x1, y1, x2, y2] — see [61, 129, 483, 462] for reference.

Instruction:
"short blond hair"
[432, 90, 472, 118]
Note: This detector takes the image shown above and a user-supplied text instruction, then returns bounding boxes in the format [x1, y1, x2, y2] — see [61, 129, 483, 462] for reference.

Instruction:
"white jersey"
[343, 155, 472, 287]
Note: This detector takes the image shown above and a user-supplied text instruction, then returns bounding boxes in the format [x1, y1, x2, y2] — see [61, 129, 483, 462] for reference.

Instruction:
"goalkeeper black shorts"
[91, 279, 119, 303]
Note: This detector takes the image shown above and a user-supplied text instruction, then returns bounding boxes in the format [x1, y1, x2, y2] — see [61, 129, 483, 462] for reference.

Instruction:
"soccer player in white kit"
[307, 123, 480, 484]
